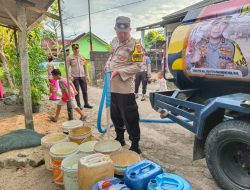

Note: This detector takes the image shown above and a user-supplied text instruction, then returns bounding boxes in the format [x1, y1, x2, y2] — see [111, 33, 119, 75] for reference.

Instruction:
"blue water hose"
[97, 69, 191, 133]
[96, 68, 110, 133]
[97, 70, 233, 133]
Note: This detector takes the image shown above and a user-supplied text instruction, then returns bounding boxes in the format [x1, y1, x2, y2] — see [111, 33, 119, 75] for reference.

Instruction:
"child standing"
[48, 69, 87, 122]
[47, 56, 58, 101]
[157, 71, 167, 91]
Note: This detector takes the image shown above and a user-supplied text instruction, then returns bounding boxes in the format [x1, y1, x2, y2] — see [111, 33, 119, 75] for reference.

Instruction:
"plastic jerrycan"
[78, 153, 114, 190]
[92, 177, 130, 190]
[147, 173, 192, 190]
[125, 160, 163, 190]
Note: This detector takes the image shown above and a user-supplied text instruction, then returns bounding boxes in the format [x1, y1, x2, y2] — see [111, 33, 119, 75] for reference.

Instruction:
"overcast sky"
[61, 0, 201, 43]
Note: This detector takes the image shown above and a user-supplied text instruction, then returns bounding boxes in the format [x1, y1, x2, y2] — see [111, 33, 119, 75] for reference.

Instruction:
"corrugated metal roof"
[136, 0, 228, 31]
[0, 0, 55, 29]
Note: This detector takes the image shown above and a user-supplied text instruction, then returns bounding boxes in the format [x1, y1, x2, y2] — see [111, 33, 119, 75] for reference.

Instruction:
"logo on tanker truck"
[185, 2, 250, 79]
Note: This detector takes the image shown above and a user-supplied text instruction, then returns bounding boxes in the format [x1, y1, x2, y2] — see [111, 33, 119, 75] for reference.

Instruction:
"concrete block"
[5, 157, 28, 168]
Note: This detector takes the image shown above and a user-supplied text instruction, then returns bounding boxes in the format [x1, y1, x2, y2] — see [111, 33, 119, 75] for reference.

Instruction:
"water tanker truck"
[150, 0, 250, 189]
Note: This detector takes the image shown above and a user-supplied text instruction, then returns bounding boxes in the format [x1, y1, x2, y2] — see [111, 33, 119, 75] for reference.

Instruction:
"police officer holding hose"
[106, 16, 142, 154]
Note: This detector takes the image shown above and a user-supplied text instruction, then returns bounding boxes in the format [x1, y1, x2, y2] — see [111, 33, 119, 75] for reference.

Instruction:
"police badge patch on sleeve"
[132, 43, 143, 62]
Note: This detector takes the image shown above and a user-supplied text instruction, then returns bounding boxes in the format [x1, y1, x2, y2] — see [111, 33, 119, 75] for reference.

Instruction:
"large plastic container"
[78, 153, 114, 190]
[61, 153, 86, 190]
[124, 160, 163, 190]
[41, 133, 68, 170]
[50, 142, 79, 184]
[147, 173, 192, 190]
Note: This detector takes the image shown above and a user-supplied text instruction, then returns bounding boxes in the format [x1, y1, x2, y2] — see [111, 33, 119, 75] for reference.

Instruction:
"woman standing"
[47, 56, 58, 100]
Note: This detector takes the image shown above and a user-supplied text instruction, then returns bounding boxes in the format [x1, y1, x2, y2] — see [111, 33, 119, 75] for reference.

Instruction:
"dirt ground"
[0, 84, 221, 190]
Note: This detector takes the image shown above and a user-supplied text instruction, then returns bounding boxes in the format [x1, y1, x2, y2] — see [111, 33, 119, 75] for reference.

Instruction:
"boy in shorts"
[48, 69, 87, 122]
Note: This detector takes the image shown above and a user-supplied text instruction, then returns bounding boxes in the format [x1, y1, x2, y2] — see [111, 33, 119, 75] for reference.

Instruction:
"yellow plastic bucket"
[41, 133, 68, 170]
[50, 142, 79, 185]
[69, 134, 94, 145]
[68, 126, 92, 145]
[110, 149, 141, 175]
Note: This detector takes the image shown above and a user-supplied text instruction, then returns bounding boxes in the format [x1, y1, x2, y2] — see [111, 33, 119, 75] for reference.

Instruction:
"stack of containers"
[61, 153, 86, 190]
[41, 133, 68, 170]
[61, 141, 99, 190]
[62, 120, 93, 145]
[50, 142, 79, 184]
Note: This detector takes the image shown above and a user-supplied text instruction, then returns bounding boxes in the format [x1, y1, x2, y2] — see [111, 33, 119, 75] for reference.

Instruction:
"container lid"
[79, 153, 112, 166]
[78, 141, 98, 153]
[41, 133, 67, 147]
[50, 142, 79, 158]
[61, 120, 83, 130]
[110, 149, 140, 167]
[94, 140, 121, 154]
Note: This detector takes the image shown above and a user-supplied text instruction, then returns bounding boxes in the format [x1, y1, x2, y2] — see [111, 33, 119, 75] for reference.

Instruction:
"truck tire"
[205, 119, 250, 190]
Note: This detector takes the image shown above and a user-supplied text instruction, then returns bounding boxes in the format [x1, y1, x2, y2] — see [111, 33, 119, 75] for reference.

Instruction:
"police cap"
[115, 16, 131, 32]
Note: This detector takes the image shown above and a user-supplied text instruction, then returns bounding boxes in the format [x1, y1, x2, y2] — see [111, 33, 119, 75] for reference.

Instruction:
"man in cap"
[189, 16, 248, 76]
[106, 16, 142, 154]
[66, 43, 93, 109]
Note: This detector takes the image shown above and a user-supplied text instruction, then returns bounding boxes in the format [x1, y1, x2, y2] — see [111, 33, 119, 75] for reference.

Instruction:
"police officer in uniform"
[189, 16, 248, 76]
[67, 44, 93, 109]
[135, 50, 151, 101]
[106, 16, 142, 154]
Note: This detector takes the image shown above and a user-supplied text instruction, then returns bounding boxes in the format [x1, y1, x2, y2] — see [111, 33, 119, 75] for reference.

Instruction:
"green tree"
[144, 30, 164, 48]
[9, 25, 48, 105]
[43, 1, 64, 58]
[0, 27, 15, 87]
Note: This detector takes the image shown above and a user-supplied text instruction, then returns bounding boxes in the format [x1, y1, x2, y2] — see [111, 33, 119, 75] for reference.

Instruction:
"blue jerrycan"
[125, 160, 163, 190]
[147, 173, 192, 190]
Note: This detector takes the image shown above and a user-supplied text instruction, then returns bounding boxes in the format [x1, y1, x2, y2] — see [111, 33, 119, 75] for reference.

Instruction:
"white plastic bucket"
[61, 154, 86, 190]
[50, 142, 79, 184]
[78, 141, 98, 154]
[41, 133, 68, 170]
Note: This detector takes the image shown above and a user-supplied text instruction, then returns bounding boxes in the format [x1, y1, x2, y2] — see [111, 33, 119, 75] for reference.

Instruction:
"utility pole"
[88, 0, 93, 51]
[58, 0, 73, 120]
